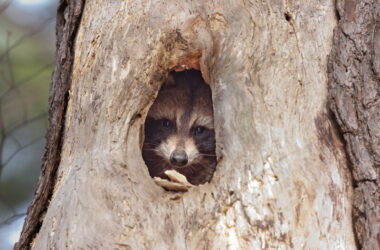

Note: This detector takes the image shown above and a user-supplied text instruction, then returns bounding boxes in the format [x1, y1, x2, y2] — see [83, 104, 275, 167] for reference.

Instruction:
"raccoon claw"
[153, 170, 193, 192]
[164, 170, 191, 184]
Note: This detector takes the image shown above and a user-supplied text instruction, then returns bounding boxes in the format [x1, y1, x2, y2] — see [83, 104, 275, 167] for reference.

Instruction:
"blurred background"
[0, 0, 58, 249]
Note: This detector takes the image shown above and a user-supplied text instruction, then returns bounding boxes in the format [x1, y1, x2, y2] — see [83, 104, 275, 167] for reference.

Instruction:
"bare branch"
[0, 0, 12, 15]
[0, 195, 17, 214]
[0, 0, 55, 242]
[0, 63, 53, 98]
[3, 33, 28, 122]
[0, 102, 5, 175]
[1, 135, 44, 167]
[0, 213, 26, 226]
[0, 17, 55, 62]
[8, 134, 22, 148]
[5, 112, 47, 135]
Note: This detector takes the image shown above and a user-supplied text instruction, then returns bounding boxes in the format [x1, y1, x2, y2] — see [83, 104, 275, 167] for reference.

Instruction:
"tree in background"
[0, 1, 57, 249]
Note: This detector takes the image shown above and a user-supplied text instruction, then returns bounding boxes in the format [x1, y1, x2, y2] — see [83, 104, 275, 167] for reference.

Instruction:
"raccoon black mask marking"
[142, 70, 216, 185]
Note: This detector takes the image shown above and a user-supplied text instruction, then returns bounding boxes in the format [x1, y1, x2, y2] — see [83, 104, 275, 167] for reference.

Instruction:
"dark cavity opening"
[284, 12, 291, 22]
[142, 70, 216, 186]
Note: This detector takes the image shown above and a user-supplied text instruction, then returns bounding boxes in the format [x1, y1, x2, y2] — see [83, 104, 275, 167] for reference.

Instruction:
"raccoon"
[142, 70, 216, 185]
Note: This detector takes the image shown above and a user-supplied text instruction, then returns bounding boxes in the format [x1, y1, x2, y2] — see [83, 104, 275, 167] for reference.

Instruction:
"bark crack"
[290, 21, 307, 78]
[284, 1, 307, 80]
[182, 199, 188, 250]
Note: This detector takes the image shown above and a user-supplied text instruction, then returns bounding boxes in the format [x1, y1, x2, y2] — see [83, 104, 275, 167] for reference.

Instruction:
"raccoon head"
[142, 70, 216, 185]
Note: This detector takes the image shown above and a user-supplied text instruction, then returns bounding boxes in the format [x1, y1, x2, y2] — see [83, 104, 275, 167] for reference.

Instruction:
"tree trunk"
[328, 0, 380, 249]
[16, 0, 379, 249]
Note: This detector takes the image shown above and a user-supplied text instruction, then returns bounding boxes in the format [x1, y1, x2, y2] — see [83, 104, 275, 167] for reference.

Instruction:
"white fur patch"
[185, 138, 199, 163]
[157, 136, 199, 166]
[157, 135, 177, 161]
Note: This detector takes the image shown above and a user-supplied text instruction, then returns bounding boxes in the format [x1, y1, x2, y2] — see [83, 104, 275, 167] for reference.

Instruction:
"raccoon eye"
[194, 126, 205, 136]
[162, 119, 173, 128]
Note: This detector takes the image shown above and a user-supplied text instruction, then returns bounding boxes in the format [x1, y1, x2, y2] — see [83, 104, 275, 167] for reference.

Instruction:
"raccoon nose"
[170, 150, 188, 166]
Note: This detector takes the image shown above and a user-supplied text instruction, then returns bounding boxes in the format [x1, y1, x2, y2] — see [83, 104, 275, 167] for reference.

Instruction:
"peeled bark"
[16, 0, 362, 249]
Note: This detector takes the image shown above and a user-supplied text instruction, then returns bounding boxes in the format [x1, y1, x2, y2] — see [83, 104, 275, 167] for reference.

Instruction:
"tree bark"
[14, 1, 85, 249]
[328, 0, 380, 249]
[16, 0, 366, 249]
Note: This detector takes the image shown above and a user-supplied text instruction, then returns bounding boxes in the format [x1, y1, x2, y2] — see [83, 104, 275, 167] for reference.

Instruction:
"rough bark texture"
[14, 1, 85, 249]
[328, 0, 380, 249]
[19, 0, 358, 249]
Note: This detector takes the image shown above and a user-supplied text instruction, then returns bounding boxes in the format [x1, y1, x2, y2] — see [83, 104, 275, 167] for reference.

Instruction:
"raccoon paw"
[153, 170, 193, 192]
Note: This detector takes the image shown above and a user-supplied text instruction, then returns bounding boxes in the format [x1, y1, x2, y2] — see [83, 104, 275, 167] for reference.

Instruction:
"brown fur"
[143, 70, 216, 185]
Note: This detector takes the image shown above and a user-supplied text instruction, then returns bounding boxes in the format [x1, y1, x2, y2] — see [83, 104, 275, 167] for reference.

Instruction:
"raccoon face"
[142, 70, 216, 185]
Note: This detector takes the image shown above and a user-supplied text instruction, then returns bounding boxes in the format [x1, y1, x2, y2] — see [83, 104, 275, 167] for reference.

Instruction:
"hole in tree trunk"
[142, 69, 216, 188]
[284, 12, 292, 22]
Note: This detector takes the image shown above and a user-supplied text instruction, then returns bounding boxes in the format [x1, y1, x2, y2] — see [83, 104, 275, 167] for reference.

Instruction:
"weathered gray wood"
[328, 0, 380, 249]
[21, 0, 358, 249]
